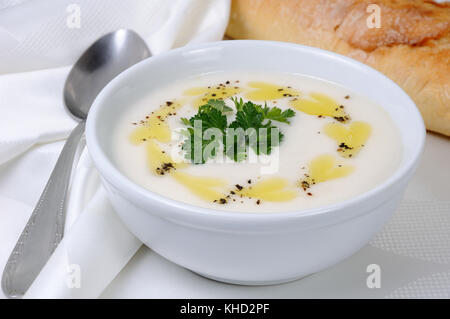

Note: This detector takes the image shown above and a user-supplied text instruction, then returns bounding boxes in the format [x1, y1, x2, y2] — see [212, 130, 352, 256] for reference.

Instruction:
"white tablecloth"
[0, 0, 449, 299]
[100, 133, 450, 298]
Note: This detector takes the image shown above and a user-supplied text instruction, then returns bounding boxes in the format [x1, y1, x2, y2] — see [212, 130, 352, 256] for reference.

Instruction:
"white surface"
[100, 133, 450, 298]
[2, 134, 449, 298]
[0, 0, 230, 298]
[0, 0, 229, 73]
[86, 40, 424, 285]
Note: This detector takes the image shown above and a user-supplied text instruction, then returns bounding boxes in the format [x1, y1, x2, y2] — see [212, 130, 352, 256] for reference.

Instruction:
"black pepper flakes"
[155, 162, 175, 175]
[301, 180, 310, 191]
[333, 115, 350, 122]
[339, 142, 353, 150]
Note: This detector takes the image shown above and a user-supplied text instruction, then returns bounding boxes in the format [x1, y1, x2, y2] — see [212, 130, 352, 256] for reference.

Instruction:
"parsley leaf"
[231, 97, 245, 112]
[229, 100, 285, 156]
[181, 102, 227, 164]
[182, 126, 221, 164]
[181, 100, 228, 131]
[180, 117, 191, 126]
[257, 104, 296, 124]
[229, 101, 265, 130]
[181, 98, 295, 164]
[189, 107, 227, 132]
[206, 99, 233, 113]
[231, 97, 295, 124]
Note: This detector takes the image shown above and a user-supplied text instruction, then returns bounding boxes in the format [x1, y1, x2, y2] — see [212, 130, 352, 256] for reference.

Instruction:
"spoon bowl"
[64, 29, 151, 120]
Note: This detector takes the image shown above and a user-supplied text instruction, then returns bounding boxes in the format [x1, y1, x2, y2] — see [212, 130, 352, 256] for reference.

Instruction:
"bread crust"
[226, 0, 450, 136]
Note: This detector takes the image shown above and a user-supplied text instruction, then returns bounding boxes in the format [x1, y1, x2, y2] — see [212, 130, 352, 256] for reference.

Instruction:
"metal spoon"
[2, 29, 151, 298]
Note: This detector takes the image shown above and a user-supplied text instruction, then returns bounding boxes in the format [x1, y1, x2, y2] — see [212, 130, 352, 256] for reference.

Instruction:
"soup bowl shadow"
[86, 40, 425, 285]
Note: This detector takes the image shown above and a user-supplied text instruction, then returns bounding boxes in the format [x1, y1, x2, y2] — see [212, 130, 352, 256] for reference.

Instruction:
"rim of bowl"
[85, 40, 425, 224]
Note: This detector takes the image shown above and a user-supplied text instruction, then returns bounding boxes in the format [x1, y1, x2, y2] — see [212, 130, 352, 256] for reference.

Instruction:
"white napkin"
[0, 0, 230, 298]
[2, 0, 449, 300]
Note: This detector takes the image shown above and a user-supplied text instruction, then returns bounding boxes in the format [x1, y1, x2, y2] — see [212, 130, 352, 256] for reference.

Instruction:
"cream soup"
[112, 72, 402, 213]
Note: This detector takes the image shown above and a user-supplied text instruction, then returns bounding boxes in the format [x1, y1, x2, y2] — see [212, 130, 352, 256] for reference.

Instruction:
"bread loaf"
[226, 0, 450, 136]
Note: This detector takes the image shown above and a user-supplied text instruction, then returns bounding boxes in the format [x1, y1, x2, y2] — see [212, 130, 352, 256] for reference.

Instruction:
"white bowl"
[86, 40, 425, 285]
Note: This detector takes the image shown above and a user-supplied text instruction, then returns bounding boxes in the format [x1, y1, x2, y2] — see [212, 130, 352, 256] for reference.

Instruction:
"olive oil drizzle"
[245, 82, 300, 101]
[183, 82, 242, 108]
[128, 81, 374, 205]
[290, 93, 350, 122]
[323, 121, 372, 158]
[130, 100, 184, 143]
[299, 154, 354, 193]
[237, 178, 298, 202]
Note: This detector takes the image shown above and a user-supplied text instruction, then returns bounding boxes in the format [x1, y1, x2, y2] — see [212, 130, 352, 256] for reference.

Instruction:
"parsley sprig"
[231, 97, 295, 124]
[181, 98, 295, 164]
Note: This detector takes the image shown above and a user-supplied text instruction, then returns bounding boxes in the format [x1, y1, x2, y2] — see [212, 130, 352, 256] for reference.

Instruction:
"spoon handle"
[1, 121, 85, 298]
